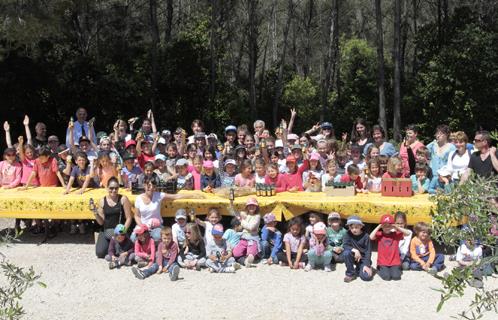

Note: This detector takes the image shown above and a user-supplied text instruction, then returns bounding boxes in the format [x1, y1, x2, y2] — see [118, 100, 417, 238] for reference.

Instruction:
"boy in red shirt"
[369, 214, 411, 281]
[340, 164, 363, 192]
[22, 146, 65, 188]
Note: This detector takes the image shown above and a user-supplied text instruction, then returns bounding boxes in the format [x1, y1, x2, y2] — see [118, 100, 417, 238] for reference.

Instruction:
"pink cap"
[134, 224, 149, 235]
[287, 133, 299, 141]
[246, 197, 259, 207]
[310, 152, 320, 161]
[313, 222, 327, 235]
[203, 160, 214, 169]
[125, 139, 137, 149]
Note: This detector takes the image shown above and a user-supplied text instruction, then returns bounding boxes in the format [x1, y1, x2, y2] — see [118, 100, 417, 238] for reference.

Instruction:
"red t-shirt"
[340, 174, 363, 189]
[138, 153, 156, 169]
[33, 158, 59, 187]
[376, 231, 403, 266]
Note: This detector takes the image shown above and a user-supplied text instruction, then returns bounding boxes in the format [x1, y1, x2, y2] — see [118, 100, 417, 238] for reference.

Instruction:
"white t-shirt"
[134, 192, 165, 226]
[172, 222, 186, 244]
[456, 243, 482, 262]
[447, 150, 471, 180]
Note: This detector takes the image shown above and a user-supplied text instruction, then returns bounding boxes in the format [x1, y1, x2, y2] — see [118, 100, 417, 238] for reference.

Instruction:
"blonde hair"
[387, 156, 403, 176]
[414, 222, 431, 236]
[161, 226, 172, 236]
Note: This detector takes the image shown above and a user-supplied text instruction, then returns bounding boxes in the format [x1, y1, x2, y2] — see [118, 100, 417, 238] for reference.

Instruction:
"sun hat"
[246, 197, 259, 208]
[321, 122, 333, 130]
[203, 160, 214, 169]
[437, 166, 452, 177]
[291, 144, 301, 150]
[310, 152, 320, 161]
[275, 140, 284, 148]
[175, 158, 188, 167]
[287, 133, 299, 141]
[154, 154, 166, 162]
[125, 139, 137, 149]
[114, 224, 126, 235]
[286, 155, 296, 163]
[224, 159, 237, 167]
[225, 125, 237, 134]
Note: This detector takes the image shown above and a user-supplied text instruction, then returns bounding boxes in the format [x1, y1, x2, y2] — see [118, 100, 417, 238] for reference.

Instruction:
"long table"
[0, 188, 435, 225]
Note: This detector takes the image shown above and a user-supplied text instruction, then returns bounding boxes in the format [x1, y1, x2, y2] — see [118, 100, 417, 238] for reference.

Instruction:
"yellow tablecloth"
[0, 188, 435, 224]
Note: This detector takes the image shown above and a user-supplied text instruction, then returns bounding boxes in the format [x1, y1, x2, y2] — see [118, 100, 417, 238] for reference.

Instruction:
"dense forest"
[0, 0, 497, 143]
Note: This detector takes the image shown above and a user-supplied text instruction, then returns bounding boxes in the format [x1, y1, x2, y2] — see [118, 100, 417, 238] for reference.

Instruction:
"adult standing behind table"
[363, 125, 397, 158]
[350, 118, 373, 155]
[65, 107, 97, 147]
[426, 125, 456, 176]
[94, 177, 133, 258]
[131, 175, 205, 241]
[461, 130, 498, 182]
[446, 131, 471, 183]
[399, 124, 425, 177]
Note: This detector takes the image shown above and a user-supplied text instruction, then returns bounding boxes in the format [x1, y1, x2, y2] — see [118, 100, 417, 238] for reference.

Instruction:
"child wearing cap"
[205, 224, 241, 273]
[175, 159, 194, 190]
[220, 158, 237, 188]
[133, 224, 156, 268]
[106, 224, 135, 269]
[260, 213, 282, 265]
[343, 216, 373, 282]
[200, 160, 221, 192]
[306, 222, 333, 272]
[277, 217, 308, 269]
[428, 166, 453, 194]
[302, 152, 323, 192]
[326, 212, 347, 266]
[409, 222, 445, 274]
[154, 154, 171, 183]
[120, 153, 142, 189]
[132, 227, 180, 281]
[370, 214, 412, 281]
[172, 209, 187, 247]
[232, 197, 261, 267]
[178, 223, 206, 270]
[223, 217, 243, 249]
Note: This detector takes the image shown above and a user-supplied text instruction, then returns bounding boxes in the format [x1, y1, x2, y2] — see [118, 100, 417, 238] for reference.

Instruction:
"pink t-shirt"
[0, 161, 22, 188]
[283, 232, 306, 253]
[21, 158, 39, 186]
[33, 158, 59, 186]
[188, 165, 201, 190]
[399, 141, 424, 177]
[234, 173, 255, 187]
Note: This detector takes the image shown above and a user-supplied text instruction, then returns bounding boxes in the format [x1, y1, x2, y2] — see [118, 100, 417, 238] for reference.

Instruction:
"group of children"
[103, 194, 457, 283]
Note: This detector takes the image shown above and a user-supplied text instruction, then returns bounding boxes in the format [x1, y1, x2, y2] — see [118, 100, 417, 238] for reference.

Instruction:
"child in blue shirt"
[410, 162, 431, 194]
[260, 213, 282, 264]
[223, 217, 243, 248]
[428, 166, 453, 194]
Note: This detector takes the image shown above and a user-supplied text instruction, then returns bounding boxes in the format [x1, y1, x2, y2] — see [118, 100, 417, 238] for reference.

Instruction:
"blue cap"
[321, 122, 333, 129]
[346, 215, 364, 226]
[225, 125, 237, 133]
[114, 224, 126, 235]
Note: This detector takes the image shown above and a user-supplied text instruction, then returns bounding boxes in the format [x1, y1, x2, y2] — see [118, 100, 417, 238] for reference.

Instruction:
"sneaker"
[304, 264, 312, 272]
[137, 261, 148, 268]
[233, 262, 241, 271]
[324, 265, 332, 272]
[402, 261, 410, 271]
[261, 259, 268, 265]
[279, 261, 284, 266]
[195, 262, 202, 271]
[69, 224, 77, 234]
[330, 264, 336, 272]
[78, 223, 85, 234]
[132, 267, 145, 280]
[208, 268, 215, 273]
[109, 261, 118, 270]
[344, 275, 356, 283]
[245, 254, 255, 268]
[298, 262, 305, 269]
[224, 267, 235, 273]
[169, 265, 180, 281]
[428, 267, 438, 275]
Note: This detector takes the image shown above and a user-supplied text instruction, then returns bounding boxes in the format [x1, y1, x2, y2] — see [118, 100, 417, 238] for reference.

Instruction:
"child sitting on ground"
[232, 197, 261, 268]
[205, 224, 241, 273]
[306, 222, 333, 272]
[172, 209, 187, 247]
[260, 213, 282, 265]
[106, 224, 135, 269]
[343, 216, 373, 282]
[178, 223, 206, 270]
[196, 207, 221, 245]
[326, 212, 347, 267]
[455, 235, 485, 288]
[133, 224, 156, 268]
[277, 217, 307, 269]
[132, 227, 180, 281]
[370, 214, 412, 281]
[409, 222, 445, 274]
[394, 211, 412, 270]
[223, 217, 243, 249]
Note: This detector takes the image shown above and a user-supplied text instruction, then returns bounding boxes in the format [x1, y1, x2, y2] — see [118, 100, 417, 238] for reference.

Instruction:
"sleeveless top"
[103, 195, 125, 229]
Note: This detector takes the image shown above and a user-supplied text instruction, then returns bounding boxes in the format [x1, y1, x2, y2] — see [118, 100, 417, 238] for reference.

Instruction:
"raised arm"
[151, 132, 159, 154]
[23, 115, 33, 146]
[369, 224, 382, 240]
[287, 108, 297, 135]
[87, 118, 99, 151]
[17, 136, 25, 162]
[67, 120, 78, 154]
[148, 110, 157, 134]
[135, 132, 143, 156]
[3, 121, 12, 148]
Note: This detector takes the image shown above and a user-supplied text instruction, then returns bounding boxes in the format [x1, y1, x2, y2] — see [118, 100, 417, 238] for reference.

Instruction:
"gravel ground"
[0, 218, 496, 320]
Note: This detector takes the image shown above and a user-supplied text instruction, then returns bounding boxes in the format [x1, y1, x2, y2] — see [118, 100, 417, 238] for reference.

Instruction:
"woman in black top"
[94, 177, 133, 258]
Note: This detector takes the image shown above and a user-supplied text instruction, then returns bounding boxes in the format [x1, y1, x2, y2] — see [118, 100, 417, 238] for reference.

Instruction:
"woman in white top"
[133, 175, 204, 241]
[447, 131, 471, 182]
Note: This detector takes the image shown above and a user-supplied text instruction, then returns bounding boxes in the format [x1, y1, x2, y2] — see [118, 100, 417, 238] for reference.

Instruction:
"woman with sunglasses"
[94, 177, 133, 258]
[132, 175, 204, 241]
[0, 147, 22, 189]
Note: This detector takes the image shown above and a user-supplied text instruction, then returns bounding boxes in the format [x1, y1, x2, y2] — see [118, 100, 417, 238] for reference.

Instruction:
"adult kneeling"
[132, 175, 204, 242]
[95, 177, 133, 258]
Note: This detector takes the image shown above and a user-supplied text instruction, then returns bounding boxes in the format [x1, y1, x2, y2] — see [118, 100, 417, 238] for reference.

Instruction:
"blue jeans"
[141, 263, 178, 278]
[308, 249, 333, 268]
[343, 249, 373, 281]
[261, 240, 278, 263]
[409, 253, 445, 271]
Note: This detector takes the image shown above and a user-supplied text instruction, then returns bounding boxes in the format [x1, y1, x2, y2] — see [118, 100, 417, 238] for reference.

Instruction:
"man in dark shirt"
[462, 130, 498, 181]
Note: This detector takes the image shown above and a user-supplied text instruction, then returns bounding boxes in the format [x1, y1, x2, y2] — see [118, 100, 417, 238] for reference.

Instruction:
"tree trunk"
[209, 0, 217, 103]
[303, 0, 314, 77]
[375, 0, 387, 133]
[149, 0, 161, 111]
[259, 1, 277, 105]
[320, 0, 338, 122]
[393, 0, 402, 141]
[248, 0, 259, 119]
[165, 0, 173, 44]
[412, 0, 419, 76]
[272, 0, 294, 127]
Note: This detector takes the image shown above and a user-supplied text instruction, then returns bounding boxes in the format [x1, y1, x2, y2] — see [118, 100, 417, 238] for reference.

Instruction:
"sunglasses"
[109, 186, 119, 190]
[474, 139, 483, 143]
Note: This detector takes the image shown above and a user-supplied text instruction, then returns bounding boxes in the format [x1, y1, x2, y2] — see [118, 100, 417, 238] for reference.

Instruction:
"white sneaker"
[69, 224, 77, 234]
[78, 223, 85, 234]
[304, 264, 312, 272]
[233, 262, 241, 270]
[224, 267, 235, 273]
[324, 265, 332, 272]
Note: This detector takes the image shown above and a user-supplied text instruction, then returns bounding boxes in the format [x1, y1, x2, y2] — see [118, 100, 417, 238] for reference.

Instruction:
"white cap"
[275, 140, 284, 148]
[155, 154, 166, 162]
[157, 137, 166, 145]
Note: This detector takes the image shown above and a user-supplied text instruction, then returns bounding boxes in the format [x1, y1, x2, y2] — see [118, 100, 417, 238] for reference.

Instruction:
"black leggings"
[95, 229, 114, 258]
[276, 251, 308, 264]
